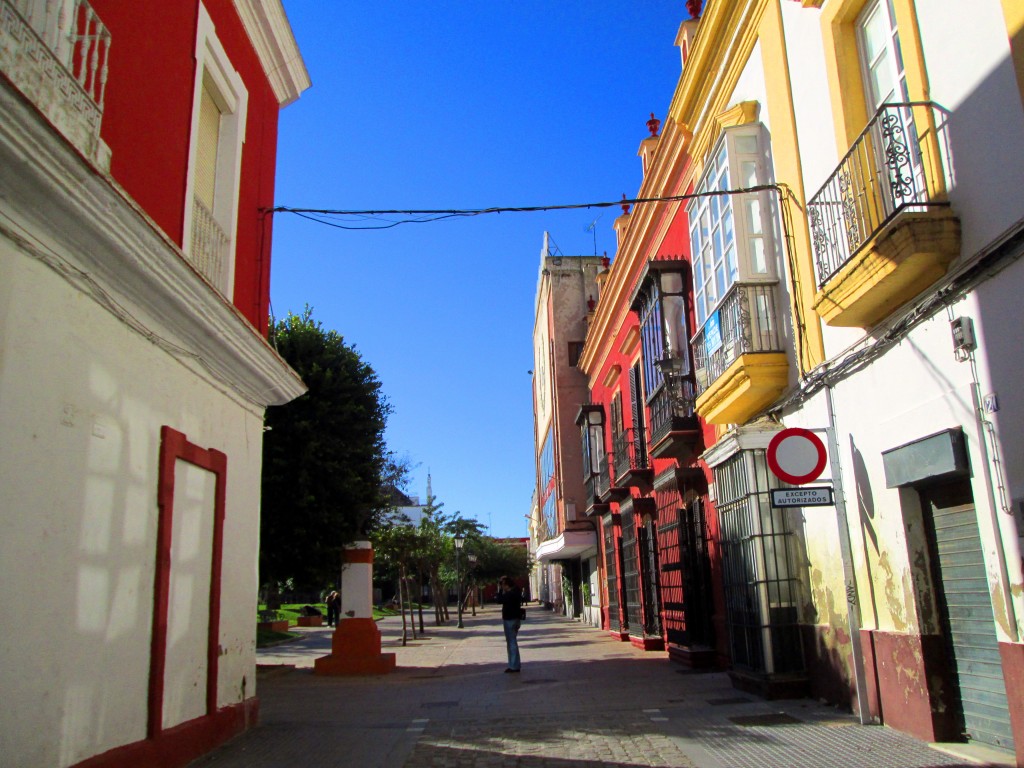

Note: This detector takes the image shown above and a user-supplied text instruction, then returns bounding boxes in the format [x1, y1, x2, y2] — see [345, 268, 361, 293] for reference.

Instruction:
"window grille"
[639, 516, 661, 637]
[620, 508, 643, 632]
[603, 519, 624, 633]
[715, 450, 803, 675]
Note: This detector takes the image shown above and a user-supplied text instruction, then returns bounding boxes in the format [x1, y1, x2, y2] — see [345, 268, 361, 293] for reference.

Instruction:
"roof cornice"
[233, 0, 311, 106]
[0, 83, 307, 408]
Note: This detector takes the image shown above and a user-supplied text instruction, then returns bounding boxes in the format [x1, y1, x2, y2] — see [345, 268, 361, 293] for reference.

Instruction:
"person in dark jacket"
[496, 576, 523, 673]
[326, 590, 341, 627]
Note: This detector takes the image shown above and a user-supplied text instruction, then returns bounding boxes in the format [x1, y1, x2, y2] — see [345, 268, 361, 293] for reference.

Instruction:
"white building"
[0, 1, 308, 765]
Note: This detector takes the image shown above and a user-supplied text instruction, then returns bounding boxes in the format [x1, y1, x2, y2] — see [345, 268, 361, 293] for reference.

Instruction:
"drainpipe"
[824, 384, 872, 725]
[970, 379, 1020, 642]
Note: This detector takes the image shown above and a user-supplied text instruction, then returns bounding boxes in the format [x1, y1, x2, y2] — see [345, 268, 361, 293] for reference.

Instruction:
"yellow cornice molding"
[715, 100, 761, 132]
[670, 0, 767, 138]
[666, 0, 769, 202]
[580, 117, 690, 383]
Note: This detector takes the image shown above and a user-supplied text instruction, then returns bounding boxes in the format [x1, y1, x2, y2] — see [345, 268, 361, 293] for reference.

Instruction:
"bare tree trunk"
[405, 574, 417, 640]
[399, 565, 408, 646]
[416, 571, 426, 635]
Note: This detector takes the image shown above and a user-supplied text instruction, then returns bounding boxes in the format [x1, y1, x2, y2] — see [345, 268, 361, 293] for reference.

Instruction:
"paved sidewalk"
[190, 606, 1013, 768]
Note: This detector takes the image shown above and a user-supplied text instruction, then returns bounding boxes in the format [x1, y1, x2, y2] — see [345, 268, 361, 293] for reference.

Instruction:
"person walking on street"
[496, 576, 523, 673]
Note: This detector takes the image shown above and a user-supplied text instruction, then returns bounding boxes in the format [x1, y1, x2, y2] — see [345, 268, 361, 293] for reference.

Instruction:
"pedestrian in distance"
[495, 575, 524, 673]
[326, 590, 341, 627]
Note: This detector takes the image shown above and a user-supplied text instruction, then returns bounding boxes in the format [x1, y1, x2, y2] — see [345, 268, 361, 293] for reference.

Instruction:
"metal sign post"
[824, 385, 872, 725]
[766, 404, 872, 725]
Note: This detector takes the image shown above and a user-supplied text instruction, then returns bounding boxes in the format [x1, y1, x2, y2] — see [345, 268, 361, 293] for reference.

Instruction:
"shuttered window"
[194, 81, 221, 210]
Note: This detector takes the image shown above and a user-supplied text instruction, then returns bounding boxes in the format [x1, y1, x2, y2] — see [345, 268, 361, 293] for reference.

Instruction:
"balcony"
[808, 102, 960, 328]
[585, 468, 606, 518]
[692, 282, 788, 425]
[0, 0, 111, 167]
[612, 428, 652, 494]
[190, 196, 231, 293]
[583, 455, 611, 516]
[647, 365, 700, 462]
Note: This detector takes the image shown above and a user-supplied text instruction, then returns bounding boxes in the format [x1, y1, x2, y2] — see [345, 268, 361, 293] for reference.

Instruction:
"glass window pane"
[726, 243, 739, 284]
[749, 238, 766, 274]
[741, 159, 758, 188]
[661, 272, 683, 294]
[861, 5, 886, 62]
[746, 197, 763, 235]
[723, 205, 735, 246]
[715, 262, 727, 298]
[736, 135, 758, 155]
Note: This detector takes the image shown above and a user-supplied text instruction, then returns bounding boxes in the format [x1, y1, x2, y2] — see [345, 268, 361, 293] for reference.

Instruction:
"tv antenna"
[584, 215, 603, 255]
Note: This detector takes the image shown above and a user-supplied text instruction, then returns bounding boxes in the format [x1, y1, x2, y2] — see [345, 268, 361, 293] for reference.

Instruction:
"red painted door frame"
[151, 426, 228, 738]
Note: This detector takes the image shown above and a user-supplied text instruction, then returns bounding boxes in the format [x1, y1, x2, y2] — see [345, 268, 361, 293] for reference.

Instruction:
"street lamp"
[454, 535, 465, 629]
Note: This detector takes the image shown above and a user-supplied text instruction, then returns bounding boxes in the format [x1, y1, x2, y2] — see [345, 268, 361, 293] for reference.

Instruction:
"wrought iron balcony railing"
[2, 0, 110, 159]
[190, 196, 231, 293]
[647, 377, 697, 447]
[807, 102, 952, 286]
[613, 427, 649, 483]
[692, 282, 783, 395]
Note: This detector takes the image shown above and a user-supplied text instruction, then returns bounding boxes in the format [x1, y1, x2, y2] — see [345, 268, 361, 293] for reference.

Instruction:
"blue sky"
[271, 3, 689, 537]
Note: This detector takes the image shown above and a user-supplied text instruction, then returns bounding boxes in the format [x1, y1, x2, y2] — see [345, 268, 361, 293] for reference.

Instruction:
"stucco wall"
[0, 247, 265, 767]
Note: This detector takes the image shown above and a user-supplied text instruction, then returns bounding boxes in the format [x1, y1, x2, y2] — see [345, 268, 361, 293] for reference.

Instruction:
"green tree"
[260, 307, 405, 593]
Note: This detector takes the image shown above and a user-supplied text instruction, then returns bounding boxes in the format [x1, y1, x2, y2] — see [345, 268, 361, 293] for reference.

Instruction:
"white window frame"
[856, 0, 908, 112]
[688, 123, 778, 329]
[182, 3, 248, 299]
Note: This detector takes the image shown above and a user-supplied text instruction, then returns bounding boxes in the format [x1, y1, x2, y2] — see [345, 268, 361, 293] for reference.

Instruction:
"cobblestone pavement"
[189, 607, 1013, 768]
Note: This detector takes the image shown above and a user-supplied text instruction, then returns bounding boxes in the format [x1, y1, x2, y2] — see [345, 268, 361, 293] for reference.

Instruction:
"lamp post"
[454, 535, 465, 628]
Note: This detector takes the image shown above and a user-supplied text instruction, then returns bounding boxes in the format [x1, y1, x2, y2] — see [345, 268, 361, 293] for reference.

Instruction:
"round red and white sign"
[767, 428, 827, 485]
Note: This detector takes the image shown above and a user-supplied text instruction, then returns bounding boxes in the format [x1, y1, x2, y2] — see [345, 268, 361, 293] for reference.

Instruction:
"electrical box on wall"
[562, 500, 577, 522]
[950, 316, 976, 360]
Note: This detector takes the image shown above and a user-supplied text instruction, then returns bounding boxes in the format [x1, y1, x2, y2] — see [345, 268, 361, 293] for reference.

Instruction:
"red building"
[577, 35, 728, 666]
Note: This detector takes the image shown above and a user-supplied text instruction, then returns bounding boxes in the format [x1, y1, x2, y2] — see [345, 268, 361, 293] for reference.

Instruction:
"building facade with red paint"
[577, 89, 727, 666]
[0, 2, 308, 766]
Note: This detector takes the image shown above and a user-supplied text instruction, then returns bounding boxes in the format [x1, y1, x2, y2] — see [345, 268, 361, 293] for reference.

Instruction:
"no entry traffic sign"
[767, 428, 827, 485]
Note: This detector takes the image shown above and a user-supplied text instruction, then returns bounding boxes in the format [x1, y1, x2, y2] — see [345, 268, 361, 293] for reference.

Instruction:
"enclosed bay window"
[577, 405, 606, 478]
[577, 404, 607, 509]
[632, 264, 697, 452]
[689, 124, 778, 328]
[688, 124, 785, 398]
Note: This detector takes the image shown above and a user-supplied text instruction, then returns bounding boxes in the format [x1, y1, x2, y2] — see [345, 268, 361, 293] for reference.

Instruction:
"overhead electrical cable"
[264, 184, 783, 230]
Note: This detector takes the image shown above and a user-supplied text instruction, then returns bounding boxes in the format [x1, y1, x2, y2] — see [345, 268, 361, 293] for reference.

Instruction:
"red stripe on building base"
[71, 698, 258, 768]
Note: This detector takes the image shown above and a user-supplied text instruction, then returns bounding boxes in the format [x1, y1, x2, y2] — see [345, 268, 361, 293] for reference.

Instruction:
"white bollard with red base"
[314, 541, 396, 675]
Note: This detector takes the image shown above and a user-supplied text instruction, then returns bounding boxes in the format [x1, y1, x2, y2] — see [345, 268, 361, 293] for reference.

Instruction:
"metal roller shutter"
[924, 481, 1014, 752]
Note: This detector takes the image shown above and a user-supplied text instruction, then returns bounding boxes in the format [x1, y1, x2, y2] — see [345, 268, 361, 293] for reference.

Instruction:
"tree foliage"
[260, 307, 405, 591]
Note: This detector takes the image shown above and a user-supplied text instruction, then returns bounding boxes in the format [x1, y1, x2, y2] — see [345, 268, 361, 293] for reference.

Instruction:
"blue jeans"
[502, 619, 521, 670]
